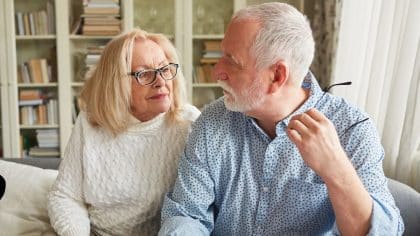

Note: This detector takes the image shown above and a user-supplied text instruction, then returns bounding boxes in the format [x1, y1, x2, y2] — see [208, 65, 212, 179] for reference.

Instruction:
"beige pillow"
[0, 160, 58, 236]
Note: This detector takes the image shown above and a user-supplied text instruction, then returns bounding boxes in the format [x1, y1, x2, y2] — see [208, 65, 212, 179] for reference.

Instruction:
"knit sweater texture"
[47, 105, 200, 236]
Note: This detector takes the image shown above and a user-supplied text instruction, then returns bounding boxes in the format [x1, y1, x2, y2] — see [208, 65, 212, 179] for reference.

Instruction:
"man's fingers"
[298, 112, 318, 130]
[288, 118, 309, 136]
[306, 108, 326, 122]
[287, 128, 302, 144]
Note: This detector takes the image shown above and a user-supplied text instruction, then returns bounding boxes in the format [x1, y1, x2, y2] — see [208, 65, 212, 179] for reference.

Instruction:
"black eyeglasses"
[315, 81, 369, 137]
[128, 63, 179, 86]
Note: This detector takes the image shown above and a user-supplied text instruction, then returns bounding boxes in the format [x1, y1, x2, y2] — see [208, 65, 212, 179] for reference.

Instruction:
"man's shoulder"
[322, 93, 375, 137]
[179, 104, 201, 122]
[198, 97, 233, 122]
[323, 93, 369, 119]
[201, 97, 227, 113]
[192, 97, 243, 129]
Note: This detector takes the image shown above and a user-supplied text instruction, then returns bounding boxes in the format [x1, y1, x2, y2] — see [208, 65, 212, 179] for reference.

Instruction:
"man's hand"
[287, 108, 373, 235]
[286, 108, 349, 179]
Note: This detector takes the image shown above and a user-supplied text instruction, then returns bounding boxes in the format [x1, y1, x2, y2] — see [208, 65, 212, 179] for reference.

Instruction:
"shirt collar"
[276, 71, 324, 133]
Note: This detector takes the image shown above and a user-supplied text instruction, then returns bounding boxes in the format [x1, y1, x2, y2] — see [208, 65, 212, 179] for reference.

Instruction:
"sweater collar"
[127, 112, 167, 133]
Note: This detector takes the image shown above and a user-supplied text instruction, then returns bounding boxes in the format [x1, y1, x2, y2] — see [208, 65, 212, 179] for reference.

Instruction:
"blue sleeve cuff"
[158, 216, 210, 236]
[367, 195, 404, 235]
[331, 195, 404, 235]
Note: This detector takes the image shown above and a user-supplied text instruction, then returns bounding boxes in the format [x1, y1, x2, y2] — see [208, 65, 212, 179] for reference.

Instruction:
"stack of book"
[195, 40, 222, 83]
[14, 1, 55, 36]
[80, 0, 121, 36]
[28, 129, 60, 157]
[19, 90, 58, 125]
[85, 45, 105, 74]
[17, 58, 52, 84]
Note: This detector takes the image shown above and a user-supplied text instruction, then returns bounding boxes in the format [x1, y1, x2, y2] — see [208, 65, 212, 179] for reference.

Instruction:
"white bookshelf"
[0, 0, 304, 158]
[0, 0, 10, 157]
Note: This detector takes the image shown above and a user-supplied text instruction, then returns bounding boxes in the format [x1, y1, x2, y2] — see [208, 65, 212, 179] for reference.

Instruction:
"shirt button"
[262, 187, 269, 192]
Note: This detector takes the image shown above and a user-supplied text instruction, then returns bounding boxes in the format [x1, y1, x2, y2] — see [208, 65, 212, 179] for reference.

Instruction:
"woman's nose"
[152, 73, 165, 87]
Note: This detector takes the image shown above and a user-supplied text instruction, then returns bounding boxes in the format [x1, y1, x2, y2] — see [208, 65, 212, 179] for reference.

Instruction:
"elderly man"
[159, 2, 404, 235]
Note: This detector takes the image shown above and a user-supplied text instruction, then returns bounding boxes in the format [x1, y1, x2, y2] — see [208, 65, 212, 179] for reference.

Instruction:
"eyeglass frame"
[128, 63, 179, 86]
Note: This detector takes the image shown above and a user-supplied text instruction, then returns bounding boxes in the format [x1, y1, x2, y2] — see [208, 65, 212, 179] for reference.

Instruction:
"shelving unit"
[0, 0, 304, 158]
[0, 0, 8, 158]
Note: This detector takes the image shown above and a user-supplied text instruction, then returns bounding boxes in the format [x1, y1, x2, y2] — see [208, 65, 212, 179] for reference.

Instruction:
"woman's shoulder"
[75, 111, 90, 127]
[74, 111, 102, 133]
[179, 104, 201, 122]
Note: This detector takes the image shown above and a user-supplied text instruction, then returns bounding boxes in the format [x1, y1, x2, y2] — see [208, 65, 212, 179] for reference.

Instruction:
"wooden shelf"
[71, 82, 84, 87]
[20, 124, 59, 129]
[70, 35, 116, 40]
[18, 83, 58, 88]
[16, 35, 56, 40]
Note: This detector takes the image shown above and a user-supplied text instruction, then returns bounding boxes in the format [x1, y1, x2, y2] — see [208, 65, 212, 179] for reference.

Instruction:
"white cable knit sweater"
[47, 105, 200, 236]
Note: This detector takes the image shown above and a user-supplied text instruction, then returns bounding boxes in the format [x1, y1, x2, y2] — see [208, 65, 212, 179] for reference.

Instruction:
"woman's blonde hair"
[80, 28, 187, 136]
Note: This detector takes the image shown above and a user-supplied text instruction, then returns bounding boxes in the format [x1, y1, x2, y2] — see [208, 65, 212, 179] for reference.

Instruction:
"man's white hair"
[233, 2, 314, 83]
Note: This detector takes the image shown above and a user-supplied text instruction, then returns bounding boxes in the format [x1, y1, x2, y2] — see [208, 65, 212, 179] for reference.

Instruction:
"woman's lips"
[148, 94, 168, 100]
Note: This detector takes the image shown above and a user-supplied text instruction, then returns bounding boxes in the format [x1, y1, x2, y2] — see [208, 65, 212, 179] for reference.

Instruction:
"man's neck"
[246, 86, 310, 139]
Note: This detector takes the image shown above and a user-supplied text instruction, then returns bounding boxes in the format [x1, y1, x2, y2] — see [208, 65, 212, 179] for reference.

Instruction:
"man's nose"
[213, 63, 228, 81]
[215, 73, 228, 81]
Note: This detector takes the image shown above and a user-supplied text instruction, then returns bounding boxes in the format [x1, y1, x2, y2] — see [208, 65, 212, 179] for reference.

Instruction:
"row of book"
[17, 58, 54, 84]
[80, 0, 121, 36]
[19, 89, 48, 100]
[194, 40, 222, 83]
[194, 65, 217, 83]
[15, 1, 55, 36]
[19, 89, 58, 125]
[19, 100, 58, 126]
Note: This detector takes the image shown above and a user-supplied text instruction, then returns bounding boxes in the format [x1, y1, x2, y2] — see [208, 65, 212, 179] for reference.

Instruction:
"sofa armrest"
[1, 157, 61, 170]
[388, 178, 420, 236]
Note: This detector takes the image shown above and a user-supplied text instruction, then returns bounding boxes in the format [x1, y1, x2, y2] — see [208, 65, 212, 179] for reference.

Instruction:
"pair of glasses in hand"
[314, 81, 369, 137]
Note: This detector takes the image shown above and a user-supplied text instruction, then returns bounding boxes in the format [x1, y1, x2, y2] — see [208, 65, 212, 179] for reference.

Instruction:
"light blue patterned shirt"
[160, 73, 404, 235]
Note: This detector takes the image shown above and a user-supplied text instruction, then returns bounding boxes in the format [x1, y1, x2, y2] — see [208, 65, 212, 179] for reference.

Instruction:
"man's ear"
[268, 61, 288, 93]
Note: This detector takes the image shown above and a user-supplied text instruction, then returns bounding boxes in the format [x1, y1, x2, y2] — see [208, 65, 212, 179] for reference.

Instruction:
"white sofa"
[0, 159, 57, 236]
[1, 158, 419, 236]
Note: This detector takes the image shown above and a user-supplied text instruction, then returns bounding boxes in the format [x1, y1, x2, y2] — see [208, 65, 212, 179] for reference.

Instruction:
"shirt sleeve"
[47, 113, 90, 236]
[159, 117, 215, 236]
[332, 118, 404, 235]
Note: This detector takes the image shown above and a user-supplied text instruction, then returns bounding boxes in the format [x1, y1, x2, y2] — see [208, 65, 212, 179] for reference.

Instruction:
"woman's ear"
[268, 61, 289, 93]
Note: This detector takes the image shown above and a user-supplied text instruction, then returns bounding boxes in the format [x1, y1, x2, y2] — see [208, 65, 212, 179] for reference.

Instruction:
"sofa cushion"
[0, 160, 58, 236]
[388, 178, 420, 236]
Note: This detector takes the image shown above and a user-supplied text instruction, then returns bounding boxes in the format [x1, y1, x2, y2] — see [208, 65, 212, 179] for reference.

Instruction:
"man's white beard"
[218, 79, 265, 112]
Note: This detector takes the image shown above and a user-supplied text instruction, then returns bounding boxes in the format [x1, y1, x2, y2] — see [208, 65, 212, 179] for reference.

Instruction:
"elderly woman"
[47, 29, 200, 236]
